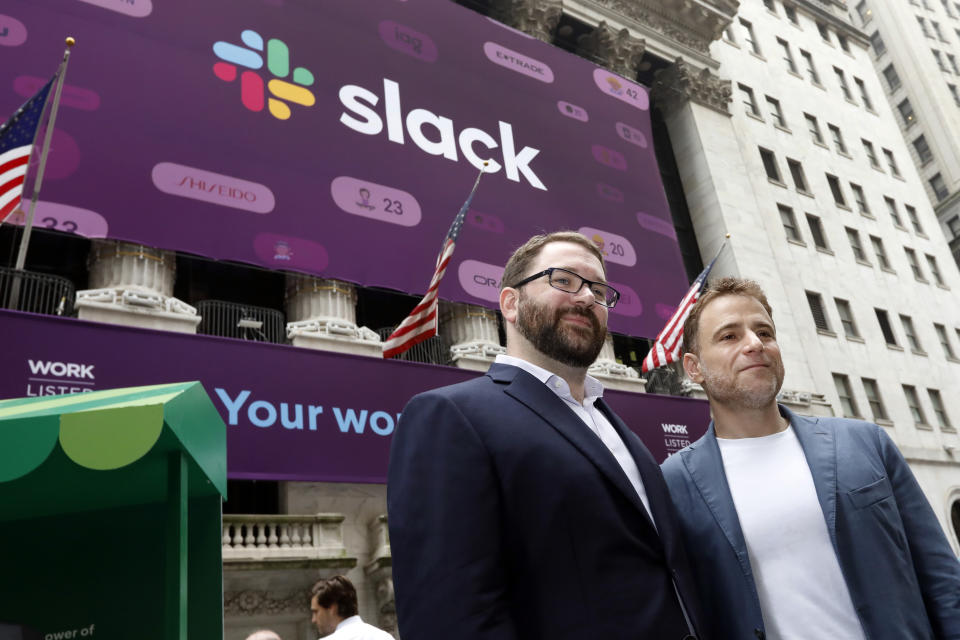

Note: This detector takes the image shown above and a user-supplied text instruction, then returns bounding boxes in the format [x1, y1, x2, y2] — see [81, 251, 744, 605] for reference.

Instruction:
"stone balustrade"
[222, 513, 351, 566]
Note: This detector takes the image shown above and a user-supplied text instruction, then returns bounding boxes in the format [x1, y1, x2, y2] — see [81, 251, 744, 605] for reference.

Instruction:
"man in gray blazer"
[661, 277, 960, 640]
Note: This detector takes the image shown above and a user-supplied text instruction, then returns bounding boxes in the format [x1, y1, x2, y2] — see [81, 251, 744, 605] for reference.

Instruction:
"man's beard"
[699, 359, 785, 410]
[516, 292, 607, 368]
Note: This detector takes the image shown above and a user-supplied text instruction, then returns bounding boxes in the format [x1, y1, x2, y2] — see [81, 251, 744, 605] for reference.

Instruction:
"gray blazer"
[661, 405, 960, 640]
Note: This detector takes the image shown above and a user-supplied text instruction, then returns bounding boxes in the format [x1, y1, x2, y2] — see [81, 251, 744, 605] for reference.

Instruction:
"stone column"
[439, 302, 505, 371]
[490, 0, 563, 42]
[588, 334, 646, 392]
[364, 515, 397, 639]
[285, 274, 382, 357]
[75, 240, 200, 333]
[576, 21, 646, 78]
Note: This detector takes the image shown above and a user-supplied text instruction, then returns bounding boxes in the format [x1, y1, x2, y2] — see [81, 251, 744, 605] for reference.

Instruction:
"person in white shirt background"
[310, 575, 394, 640]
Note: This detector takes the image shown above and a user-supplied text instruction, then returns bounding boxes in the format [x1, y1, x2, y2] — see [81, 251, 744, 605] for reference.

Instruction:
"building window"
[833, 374, 860, 418]
[817, 21, 831, 42]
[930, 173, 950, 201]
[918, 16, 932, 38]
[914, 135, 934, 164]
[807, 291, 830, 331]
[800, 50, 821, 84]
[928, 389, 953, 430]
[885, 196, 904, 227]
[948, 53, 960, 74]
[862, 139, 881, 168]
[883, 64, 901, 90]
[949, 84, 960, 106]
[856, 1, 872, 23]
[905, 247, 926, 281]
[763, 0, 777, 13]
[784, 3, 799, 24]
[903, 385, 929, 425]
[900, 314, 924, 351]
[835, 298, 861, 338]
[853, 77, 874, 110]
[740, 19, 762, 55]
[862, 378, 889, 421]
[933, 20, 947, 41]
[780, 204, 803, 242]
[847, 227, 869, 263]
[837, 34, 851, 52]
[760, 147, 782, 182]
[828, 124, 848, 154]
[739, 83, 760, 116]
[765, 96, 788, 127]
[933, 49, 950, 73]
[788, 158, 809, 192]
[805, 113, 824, 144]
[850, 183, 871, 215]
[949, 216, 960, 238]
[882, 148, 902, 177]
[871, 32, 887, 56]
[807, 214, 830, 250]
[778, 38, 798, 73]
[876, 308, 898, 346]
[906, 205, 924, 235]
[827, 174, 847, 207]
[898, 98, 916, 126]
[926, 254, 945, 285]
[948, 0, 958, 18]
[834, 67, 854, 100]
[935, 323, 956, 358]
[870, 235, 893, 271]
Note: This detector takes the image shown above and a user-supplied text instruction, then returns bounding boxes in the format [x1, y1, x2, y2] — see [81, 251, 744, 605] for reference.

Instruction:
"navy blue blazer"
[661, 406, 960, 640]
[387, 363, 704, 640]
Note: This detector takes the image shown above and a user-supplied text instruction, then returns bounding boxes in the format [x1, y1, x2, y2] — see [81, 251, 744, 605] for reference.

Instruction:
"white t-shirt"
[717, 426, 865, 640]
[324, 615, 394, 640]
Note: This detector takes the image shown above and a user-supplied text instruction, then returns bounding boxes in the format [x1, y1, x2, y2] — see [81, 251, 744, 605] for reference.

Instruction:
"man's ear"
[682, 351, 703, 383]
[500, 287, 518, 324]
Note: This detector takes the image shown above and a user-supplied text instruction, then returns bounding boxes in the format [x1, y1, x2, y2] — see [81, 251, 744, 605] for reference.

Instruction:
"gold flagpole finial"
[66, 37, 76, 47]
[725, 233, 731, 239]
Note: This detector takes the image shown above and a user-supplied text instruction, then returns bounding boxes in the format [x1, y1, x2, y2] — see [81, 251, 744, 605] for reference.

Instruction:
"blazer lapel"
[492, 365, 656, 524]
[789, 409, 839, 550]
[681, 427, 753, 577]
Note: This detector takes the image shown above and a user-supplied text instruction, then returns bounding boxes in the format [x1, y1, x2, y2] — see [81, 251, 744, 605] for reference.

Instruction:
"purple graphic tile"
[616, 121, 648, 148]
[330, 177, 422, 227]
[557, 100, 588, 122]
[596, 183, 624, 203]
[458, 259, 503, 302]
[14, 76, 100, 111]
[608, 281, 642, 317]
[76, 0, 153, 17]
[253, 233, 329, 272]
[579, 226, 636, 267]
[592, 144, 627, 171]
[152, 162, 276, 214]
[0, 14, 27, 47]
[467, 211, 504, 233]
[656, 303, 677, 320]
[483, 42, 554, 83]
[43, 129, 80, 180]
[5, 202, 109, 238]
[378, 20, 438, 62]
[593, 69, 649, 110]
[636, 211, 677, 240]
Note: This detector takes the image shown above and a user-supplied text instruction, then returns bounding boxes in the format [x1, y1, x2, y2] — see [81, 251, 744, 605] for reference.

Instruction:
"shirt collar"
[335, 616, 363, 631]
[495, 354, 604, 401]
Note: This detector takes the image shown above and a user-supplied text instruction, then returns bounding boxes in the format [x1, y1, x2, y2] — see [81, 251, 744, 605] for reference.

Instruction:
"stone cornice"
[584, 0, 738, 53]
[794, 0, 870, 47]
[224, 589, 310, 616]
[490, 0, 563, 43]
[576, 22, 646, 77]
[652, 58, 732, 115]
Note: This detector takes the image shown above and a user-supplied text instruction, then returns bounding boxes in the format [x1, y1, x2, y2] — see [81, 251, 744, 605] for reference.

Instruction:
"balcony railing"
[197, 300, 286, 344]
[376, 327, 452, 365]
[0, 266, 75, 316]
[222, 514, 353, 567]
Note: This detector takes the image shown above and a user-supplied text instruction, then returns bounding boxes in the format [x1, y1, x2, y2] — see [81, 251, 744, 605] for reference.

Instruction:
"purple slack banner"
[0, 0, 689, 338]
[0, 310, 710, 482]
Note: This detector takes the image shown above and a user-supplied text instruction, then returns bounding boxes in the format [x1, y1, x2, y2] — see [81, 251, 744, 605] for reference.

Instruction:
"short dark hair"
[501, 231, 606, 291]
[682, 277, 773, 356]
[311, 575, 358, 619]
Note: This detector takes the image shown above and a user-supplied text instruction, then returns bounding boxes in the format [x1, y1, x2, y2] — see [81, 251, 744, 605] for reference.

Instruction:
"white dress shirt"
[494, 354, 655, 523]
[324, 615, 394, 640]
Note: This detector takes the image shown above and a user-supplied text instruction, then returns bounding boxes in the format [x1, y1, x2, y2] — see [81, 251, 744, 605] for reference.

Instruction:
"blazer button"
[754, 630, 765, 640]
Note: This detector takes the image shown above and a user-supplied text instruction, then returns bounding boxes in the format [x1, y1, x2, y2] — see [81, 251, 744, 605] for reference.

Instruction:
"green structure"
[0, 382, 227, 640]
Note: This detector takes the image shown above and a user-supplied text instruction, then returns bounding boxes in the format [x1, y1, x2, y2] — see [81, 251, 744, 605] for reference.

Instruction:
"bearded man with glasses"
[388, 231, 705, 640]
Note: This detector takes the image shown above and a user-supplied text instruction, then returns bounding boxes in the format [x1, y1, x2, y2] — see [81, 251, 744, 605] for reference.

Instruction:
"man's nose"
[743, 330, 764, 351]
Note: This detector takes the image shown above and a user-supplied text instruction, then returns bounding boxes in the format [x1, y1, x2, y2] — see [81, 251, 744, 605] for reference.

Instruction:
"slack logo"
[212, 29, 316, 120]
[339, 77, 547, 190]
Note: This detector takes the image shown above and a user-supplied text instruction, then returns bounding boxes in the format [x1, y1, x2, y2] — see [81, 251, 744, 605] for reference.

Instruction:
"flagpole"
[13, 37, 75, 272]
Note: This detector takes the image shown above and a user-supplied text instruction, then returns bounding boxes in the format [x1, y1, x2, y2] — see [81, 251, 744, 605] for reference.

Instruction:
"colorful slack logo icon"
[212, 29, 315, 120]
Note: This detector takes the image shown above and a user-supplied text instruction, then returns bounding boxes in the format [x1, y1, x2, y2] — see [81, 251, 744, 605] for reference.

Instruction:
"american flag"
[641, 243, 725, 373]
[0, 77, 56, 224]
[382, 166, 487, 359]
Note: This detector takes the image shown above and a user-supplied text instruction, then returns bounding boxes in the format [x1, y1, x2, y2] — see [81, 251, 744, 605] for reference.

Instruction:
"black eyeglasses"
[510, 267, 621, 308]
